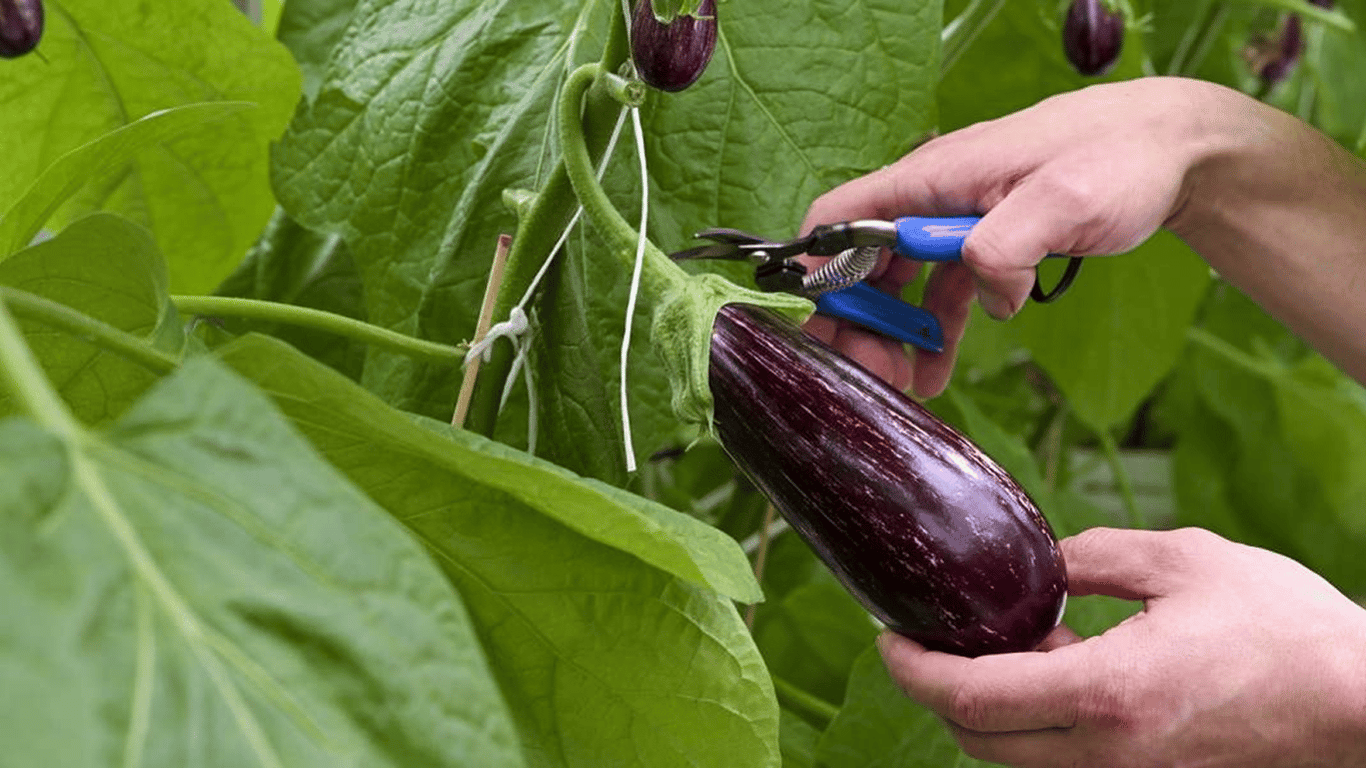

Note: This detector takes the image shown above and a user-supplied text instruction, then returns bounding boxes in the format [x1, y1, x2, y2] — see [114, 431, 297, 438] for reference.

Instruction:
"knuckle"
[946, 676, 995, 732]
[1159, 526, 1225, 567]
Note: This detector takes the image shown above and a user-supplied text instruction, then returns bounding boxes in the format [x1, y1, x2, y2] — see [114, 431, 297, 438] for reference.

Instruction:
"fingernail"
[979, 289, 1016, 320]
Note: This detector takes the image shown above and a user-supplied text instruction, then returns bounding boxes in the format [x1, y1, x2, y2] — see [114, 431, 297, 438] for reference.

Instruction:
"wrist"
[1316, 608, 1366, 764]
[1158, 77, 1276, 239]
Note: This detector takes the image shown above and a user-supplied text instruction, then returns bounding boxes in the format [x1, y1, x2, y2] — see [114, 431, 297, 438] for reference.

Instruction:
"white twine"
[464, 306, 528, 366]
[619, 106, 650, 473]
[475, 105, 631, 459]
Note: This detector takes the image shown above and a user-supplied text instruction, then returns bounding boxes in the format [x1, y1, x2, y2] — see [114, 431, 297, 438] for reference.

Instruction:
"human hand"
[877, 527, 1366, 767]
[800, 77, 1237, 396]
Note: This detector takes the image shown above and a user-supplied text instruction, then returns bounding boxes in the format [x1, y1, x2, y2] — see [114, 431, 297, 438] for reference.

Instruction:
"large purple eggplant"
[709, 304, 1067, 657]
[630, 0, 717, 92]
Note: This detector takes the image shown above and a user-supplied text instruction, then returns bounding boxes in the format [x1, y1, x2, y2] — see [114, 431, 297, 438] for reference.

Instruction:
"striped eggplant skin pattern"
[710, 304, 1067, 657]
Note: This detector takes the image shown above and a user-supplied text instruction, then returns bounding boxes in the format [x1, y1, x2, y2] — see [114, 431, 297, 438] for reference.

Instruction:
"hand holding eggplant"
[878, 527, 1366, 767]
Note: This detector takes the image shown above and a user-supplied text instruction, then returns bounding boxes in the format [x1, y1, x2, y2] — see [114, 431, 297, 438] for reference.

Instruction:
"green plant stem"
[1233, 0, 1354, 32]
[0, 287, 179, 376]
[1186, 326, 1283, 379]
[557, 63, 684, 298]
[1096, 429, 1144, 528]
[463, 1, 632, 438]
[771, 675, 840, 729]
[0, 298, 83, 438]
[172, 295, 462, 363]
[941, 0, 1005, 75]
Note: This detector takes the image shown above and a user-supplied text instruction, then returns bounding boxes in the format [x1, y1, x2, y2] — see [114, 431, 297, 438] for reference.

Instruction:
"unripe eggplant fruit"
[0, 0, 42, 58]
[630, 0, 717, 92]
[710, 304, 1067, 657]
[1062, 0, 1124, 77]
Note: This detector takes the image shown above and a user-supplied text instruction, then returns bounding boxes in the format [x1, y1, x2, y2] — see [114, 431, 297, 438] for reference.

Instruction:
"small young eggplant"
[1062, 0, 1124, 77]
[630, 0, 717, 92]
[1254, 14, 1305, 87]
[0, 0, 42, 59]
[709, 304, 1066, 657]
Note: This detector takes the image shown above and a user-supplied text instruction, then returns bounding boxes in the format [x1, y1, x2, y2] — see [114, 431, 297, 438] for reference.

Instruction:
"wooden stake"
[452, 234, 513, 428]
[744, 502, 778, 630]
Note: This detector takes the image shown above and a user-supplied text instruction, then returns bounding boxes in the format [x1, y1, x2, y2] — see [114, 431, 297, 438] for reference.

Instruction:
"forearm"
[1167, 81, 1366, 382]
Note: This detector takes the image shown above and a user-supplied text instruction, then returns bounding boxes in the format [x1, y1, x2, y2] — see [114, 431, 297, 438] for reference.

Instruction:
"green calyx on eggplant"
[1062, 0, 1124, 77]
[0, 0, 43, 58]
[709, 304, 1067, 657]
[630, 0, 717, 92]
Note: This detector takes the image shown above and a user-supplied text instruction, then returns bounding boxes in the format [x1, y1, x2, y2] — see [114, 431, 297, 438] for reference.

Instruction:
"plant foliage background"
[2, 0, 1365, 765]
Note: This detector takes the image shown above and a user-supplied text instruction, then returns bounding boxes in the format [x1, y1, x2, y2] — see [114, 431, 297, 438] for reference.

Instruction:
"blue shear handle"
[815, 282, 946, 354]
[894, 216, 981, 261]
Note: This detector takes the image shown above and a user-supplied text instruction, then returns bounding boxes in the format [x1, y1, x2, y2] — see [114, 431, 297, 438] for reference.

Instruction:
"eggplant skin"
[630, 0, 717, 92]
[709, 304, 1067, 657]
[0, 0, 42, 59]
[1062, 0, 1124, 77]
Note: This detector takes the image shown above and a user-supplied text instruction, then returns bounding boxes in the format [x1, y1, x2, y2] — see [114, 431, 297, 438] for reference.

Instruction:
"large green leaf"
[0, 213, 181, 424]
[272, 0, 944, 486]
[0, 358, 522, 767]
[0, 102, 253, 258]
[275, 0, 360, 100]
[1164, 286, 1366, 595]
[0, 0, 301, 292]
[215, 332, 780, 767]
[1012, 232, 1212, 430]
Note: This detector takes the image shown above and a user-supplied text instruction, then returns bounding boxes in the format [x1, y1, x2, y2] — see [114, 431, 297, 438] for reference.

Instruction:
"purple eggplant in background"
[709, 304, 1067, 657]
[0, 0, 43, 58]
[1062, 0, 1124, 77]
[1256, 14, 1305, 86]
[630, 0, 717, 92]
[1251, 1, 1332, 88]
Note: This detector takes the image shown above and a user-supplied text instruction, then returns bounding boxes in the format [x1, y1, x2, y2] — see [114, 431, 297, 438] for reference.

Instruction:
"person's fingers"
[829, 324, 913, 391]
[947, 724, 1087, 768]
[911, 261, 976, 399]
[801, 313, 839, 346]
[877, 632, 1095, 733]
[958, 172, 1096, 319]
[1062, 526, 1225, 600]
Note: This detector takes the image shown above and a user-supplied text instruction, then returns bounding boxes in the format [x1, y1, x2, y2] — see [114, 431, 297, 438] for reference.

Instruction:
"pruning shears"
[669, 216, 1083, 354]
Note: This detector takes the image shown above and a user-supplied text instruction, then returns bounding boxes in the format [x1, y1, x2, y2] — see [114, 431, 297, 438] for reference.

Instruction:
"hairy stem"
[557, 63, 684, 297]
[172, 296, 462, 363]
[464, 1, 633, 438]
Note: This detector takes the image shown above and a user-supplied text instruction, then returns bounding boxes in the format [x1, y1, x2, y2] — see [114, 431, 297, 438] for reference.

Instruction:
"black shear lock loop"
[1030, 256, 1083, 303]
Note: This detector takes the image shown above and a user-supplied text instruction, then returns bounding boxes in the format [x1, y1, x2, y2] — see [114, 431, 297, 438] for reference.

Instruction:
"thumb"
[961, 176, 1088, 319]
[1061, 527, 1223, 601]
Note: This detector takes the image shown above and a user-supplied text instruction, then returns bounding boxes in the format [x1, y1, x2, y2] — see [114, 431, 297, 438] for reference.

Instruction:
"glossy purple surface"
[1062, 0, 1124, 77]
[0, 0, 42, 58]
[630, 0, 717, 92]
[710, 305, 1067, 657]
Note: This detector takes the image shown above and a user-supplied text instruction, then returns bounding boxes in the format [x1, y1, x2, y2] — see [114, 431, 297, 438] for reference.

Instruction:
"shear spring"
[801, 246, 880, 297]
